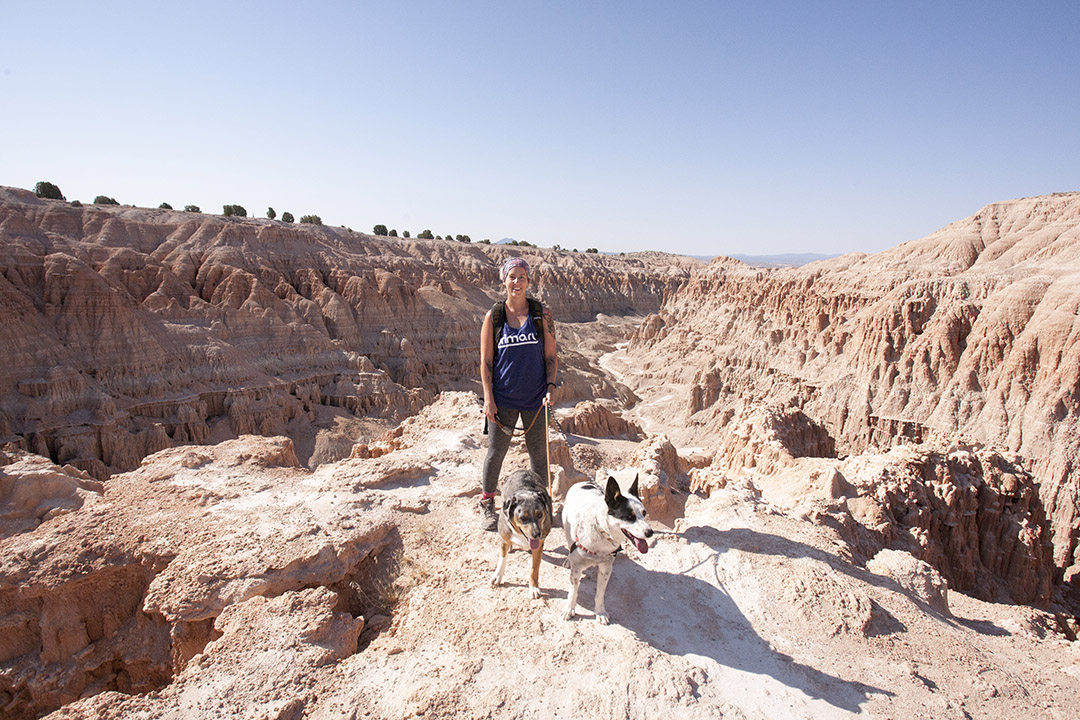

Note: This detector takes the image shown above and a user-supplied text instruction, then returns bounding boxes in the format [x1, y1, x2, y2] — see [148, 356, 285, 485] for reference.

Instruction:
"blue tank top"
[493, 312, 546, 411]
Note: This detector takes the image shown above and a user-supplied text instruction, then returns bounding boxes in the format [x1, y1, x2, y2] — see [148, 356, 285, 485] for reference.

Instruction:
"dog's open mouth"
[622, 529, 649, 554]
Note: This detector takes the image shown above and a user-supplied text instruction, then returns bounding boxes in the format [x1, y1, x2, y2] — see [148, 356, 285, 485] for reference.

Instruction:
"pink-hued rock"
[626, 192, 1080, 594]
[0, 186, 690, 478]
[559, 400, 644, 440]
[1, 453, 103, 538]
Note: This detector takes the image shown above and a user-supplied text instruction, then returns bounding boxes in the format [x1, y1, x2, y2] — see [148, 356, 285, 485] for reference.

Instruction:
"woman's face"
[503, 266, 530, 299]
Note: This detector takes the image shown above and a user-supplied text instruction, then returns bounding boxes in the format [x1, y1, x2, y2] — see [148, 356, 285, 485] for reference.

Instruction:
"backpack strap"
[527, 298, 545, 345]
[491, 301, 505, 362]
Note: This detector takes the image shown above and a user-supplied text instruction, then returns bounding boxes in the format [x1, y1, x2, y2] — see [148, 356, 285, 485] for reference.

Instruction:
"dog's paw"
[529, 585, 542, 600]
[490, 573, 502, 588]
[562, 604, 575, 621]
[596, 612, 609, 625]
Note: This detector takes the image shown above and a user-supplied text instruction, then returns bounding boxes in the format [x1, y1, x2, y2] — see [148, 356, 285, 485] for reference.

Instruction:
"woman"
[478, 257, 558, 530]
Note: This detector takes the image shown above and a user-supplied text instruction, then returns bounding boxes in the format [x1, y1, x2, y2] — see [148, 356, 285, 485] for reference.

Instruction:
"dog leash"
[485, 400, 685, 540]
[545, 402, 551, 495]
[545, 408, 590, 474]
[486, 408, 545, 438]
[481, 401, 553, 495]
[480, 396, 583, 474]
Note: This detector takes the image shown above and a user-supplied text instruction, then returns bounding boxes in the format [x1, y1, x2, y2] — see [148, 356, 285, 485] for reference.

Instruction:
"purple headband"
[500, 257, 530, 282]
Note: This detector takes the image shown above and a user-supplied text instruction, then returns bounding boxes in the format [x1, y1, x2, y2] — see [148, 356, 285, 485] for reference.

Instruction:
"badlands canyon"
[1, 185, 1079, 719]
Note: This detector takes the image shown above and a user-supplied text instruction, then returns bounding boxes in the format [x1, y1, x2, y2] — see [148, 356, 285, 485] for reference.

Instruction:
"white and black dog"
[490, 469, 554, 599]
[562, 473, 653, 624]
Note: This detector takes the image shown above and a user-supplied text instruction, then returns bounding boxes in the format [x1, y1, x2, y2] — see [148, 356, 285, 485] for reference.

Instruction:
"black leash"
[484, 409, 545, 438]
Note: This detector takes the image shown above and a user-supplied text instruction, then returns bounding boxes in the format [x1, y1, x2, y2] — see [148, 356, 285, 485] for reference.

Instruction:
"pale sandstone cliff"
[627, 192, 1080, 605]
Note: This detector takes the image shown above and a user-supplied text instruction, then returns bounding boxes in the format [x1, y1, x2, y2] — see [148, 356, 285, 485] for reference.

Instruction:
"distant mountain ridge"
[718, 252, 839, 267]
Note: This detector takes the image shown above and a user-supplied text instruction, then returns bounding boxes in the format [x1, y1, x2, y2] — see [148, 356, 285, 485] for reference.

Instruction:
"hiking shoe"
[479, 497, 498, 532]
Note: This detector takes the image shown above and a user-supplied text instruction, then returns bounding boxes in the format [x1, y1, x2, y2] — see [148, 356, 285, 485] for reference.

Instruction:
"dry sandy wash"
[2, 187, 1080, 719]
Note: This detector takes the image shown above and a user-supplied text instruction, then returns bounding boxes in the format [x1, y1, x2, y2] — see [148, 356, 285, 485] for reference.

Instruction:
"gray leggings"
[482, 406, 548, 495]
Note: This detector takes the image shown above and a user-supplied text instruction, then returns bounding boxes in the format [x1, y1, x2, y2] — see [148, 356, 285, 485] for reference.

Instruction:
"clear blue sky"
[4, 1, 1078, 257]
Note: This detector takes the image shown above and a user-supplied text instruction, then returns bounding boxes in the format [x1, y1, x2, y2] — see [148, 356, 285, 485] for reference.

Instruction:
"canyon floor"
[4, 318, 1077, 720]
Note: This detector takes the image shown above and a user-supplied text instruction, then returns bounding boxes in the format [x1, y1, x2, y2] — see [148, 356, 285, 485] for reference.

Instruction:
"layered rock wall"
[0, 187, 692, 478]
[629, 193, 1080, 591]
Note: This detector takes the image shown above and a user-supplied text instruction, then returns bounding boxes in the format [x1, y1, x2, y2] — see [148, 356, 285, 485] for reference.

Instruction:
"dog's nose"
[644, 528, 654, 538]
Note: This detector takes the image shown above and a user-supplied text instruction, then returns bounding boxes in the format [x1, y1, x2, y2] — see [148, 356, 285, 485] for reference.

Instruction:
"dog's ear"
[538, 491, 553, 534]
[537, 487, 552, 514]
[629, 473, 639, 498]
[605, 476, 622, 506]
[505, 495, 518, 519]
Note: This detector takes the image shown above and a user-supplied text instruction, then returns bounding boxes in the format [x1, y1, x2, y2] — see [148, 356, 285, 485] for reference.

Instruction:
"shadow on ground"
[592, 526, 894, 713]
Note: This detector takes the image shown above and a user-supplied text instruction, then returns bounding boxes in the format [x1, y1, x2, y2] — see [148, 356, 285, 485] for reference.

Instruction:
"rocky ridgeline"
[0, 187, 692, 480]
[629, 192, 1080, 602]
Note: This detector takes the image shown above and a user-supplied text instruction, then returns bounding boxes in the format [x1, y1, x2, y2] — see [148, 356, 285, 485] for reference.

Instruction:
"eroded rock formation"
[628, 192, 1080, 598]
[0, 187, 692, 479]
[835, 443, 1053, 606]
[557, 400, 644, 440]
[0, 435, 395, 719]
[0, 450, 103, 538]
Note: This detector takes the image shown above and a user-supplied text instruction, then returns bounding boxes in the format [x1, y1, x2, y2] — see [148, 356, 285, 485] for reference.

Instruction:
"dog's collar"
[570, 537, 621, 557]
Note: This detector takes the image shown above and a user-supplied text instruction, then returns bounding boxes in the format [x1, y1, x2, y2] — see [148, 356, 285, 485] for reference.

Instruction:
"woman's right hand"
[483, 397, 497, 423]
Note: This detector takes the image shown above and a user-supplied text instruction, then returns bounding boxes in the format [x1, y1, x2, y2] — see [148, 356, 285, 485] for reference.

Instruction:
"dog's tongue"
[623, 529, 649, 554]
[529, 538, 540, 551]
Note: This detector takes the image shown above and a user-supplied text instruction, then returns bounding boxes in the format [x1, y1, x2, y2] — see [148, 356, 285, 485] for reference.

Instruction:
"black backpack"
[491, 298, 544, 361]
